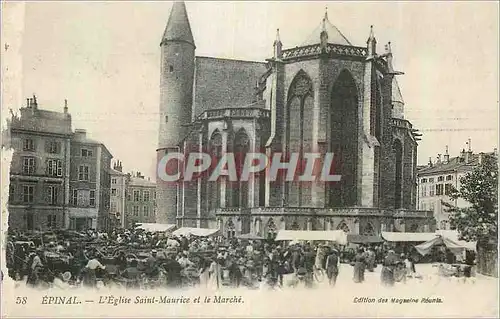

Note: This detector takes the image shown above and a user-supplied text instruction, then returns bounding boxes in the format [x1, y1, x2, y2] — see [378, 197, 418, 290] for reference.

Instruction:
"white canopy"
[415, 236, 468, 256]
[172, 227, 220, 237]
[135, 223, 176, 232]
[275, 230, 348, 245]
[436, 230, 477, 251]
[381, 232, 437, 242]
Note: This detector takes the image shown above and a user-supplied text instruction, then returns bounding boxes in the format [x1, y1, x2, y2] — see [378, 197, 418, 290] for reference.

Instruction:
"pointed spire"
[367, 25, 377, 57]
[161, 1, 195, 47]
[320, 8, 329, 49]
[273, 28, 282, 59]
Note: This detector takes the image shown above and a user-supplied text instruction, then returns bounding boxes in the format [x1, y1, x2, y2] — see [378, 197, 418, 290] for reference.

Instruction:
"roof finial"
[324, 6, 328, 21]
[276, 28, 281, 42]
[369, 25, 375, 39]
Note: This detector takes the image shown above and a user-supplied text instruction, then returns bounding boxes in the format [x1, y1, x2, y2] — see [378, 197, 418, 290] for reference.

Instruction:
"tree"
[445, 154, 498, 243]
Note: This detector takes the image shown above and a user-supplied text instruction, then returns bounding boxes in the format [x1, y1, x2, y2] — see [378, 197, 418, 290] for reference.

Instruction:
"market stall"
[346, 234, 384, 245]
[172, 227, 220, 237]
[135, 223, 177, 233]
[381, 232, 437, 242]
[415, 235, 468, 256]
[274, 230, 348, 245]
[236, 233, 264, 240]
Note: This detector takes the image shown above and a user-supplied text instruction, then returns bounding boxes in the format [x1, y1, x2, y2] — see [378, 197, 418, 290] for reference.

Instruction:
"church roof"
[161, 1, 195, 46]
[392, 78, 404, 104]
[301, 13, 352, 46]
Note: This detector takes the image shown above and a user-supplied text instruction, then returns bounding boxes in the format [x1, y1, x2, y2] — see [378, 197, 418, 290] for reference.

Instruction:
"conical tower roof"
[302, 11, 352, 46]
[161, 1, 195, 46]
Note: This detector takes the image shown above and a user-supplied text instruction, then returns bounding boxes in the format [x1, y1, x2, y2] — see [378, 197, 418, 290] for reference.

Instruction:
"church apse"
[328, 69, 359, 208]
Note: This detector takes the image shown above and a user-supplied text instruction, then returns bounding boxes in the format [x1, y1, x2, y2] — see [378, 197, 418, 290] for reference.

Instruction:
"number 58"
[16, 297, 27, 304]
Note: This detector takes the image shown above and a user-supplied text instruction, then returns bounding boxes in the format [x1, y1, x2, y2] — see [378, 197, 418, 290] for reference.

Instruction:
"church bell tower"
[157, 1, 195, 224]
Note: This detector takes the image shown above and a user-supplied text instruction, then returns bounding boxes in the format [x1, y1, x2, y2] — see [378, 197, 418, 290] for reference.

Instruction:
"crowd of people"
[5, 228, 468, 290]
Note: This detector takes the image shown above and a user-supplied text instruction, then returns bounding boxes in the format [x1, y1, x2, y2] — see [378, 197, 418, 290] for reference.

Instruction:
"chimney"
[494, 148, 498, 156]
[428, 157, 433, 167]
[436, 154, 442, 164]
[443, 145, 450, 163]
[64, 99, 68, 113]
[478, 152, 485, 165]
[32, 94, 38, 109]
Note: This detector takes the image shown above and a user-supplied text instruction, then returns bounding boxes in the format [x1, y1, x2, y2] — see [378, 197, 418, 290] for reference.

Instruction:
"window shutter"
[57, 160, 63, 176]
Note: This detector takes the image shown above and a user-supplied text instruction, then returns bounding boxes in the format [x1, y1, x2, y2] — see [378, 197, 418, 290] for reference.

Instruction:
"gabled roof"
[417, 152, 495, 176]
[301, 13, 352, 46]
[161, 1, 195, 46]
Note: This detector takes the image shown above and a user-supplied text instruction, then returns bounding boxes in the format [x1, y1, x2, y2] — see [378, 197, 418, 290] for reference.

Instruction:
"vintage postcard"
[1, 1, 499, 318]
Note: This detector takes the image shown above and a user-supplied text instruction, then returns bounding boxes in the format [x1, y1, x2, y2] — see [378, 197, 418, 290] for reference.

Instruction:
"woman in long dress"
[208, 258, 222, 290]
[381, 250, 398, 286]
[198, 258, 210, 289]
[352, 249, 366, 283]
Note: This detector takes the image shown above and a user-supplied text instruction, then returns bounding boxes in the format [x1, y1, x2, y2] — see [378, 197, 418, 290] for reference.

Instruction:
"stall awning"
[381, 232, 437, 242]
[436, 230, 476, 251]
[415, 236, 468, 256]
[347, 234, 384, 244]
[135, 223, 176, 232]
[172, 227, 220, 237]
[275, 230, 347, 245]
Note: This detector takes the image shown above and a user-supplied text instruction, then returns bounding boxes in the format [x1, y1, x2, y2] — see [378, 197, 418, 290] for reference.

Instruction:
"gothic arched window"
[208, 131, 223, 211]
[291, 220, 300, 230]
[286, 71, 314, 208]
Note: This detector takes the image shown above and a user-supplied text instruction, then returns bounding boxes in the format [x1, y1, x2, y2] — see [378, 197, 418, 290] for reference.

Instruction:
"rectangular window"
[436, 184, 444, 196]
[111, 188, 117, 196]
[143, 190, 150, 202]
[421, 178, 427, 183]
[89, 190, 96, 207]
[78, 165, 89, 181]
[429, 178, 434, 183]
[23, 157, 36, 175]
[112, 178, 117, 184]
[23, 185, 34, 203]
[47, 159, 63, 177]
[154, 191, 156, 199]
[133, 190, 140, 202]
[72, 189, 78, 205]
[69, 218, 76, 230]
[133, 206, 139, 216]
[421, 186, 427, 197]
[127, 191, 131, 201]
[23, 138, 35, 151]
[429, 185, 435, 196]
[47, 141, 60, 154]
[143, 206, 149, 216]
[437, 176, 444, 182]
[445, 183, 453, 195]
[81, 149, 93, 157]
[446, 175, 453, 181]
[46, 186, 59, 205]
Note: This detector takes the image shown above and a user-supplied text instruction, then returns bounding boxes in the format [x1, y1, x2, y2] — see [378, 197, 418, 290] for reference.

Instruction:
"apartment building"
[67, 129, 112, 231]
[110, 161, 127, 228]
[8, 96, 72, 230]
[124, 172, 156, 228]
[417, 143, 497, 230]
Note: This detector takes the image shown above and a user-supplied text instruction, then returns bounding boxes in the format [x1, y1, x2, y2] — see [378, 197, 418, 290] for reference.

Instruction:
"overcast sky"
[15, 1, 499, 179]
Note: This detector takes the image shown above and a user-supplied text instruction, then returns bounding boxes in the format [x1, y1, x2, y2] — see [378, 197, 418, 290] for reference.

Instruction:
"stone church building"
[156, 2, 435, 238]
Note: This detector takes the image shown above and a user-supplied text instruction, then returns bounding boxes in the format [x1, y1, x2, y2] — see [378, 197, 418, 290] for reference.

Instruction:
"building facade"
[156, 2, 434, 238]
[68, 129, 112, 231]
[124, 172, 156, 228]
[8, 97, 72, 230]
[110, 161, 127, 228]
[417, 144, 497, 230]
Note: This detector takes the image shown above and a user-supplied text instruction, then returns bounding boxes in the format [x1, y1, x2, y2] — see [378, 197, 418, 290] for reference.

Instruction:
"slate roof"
[301, 14, 352, 46]
[161, 1, 195, 46]
[417, 152, 495, 176]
